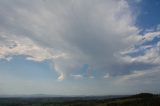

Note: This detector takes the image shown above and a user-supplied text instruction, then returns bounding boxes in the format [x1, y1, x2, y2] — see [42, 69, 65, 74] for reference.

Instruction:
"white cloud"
[71, 74, 83, 79]
[121, 31, 160, 64]
[0, 33, 66, 62]
[1, 0, 159, 80]
[104, 73, 110, 79]
[120, 71, 146, 80]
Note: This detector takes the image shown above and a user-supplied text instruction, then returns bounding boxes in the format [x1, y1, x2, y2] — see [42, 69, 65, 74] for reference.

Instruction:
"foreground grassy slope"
[0, 93, 160, 106]
[57, 93, 160, 106]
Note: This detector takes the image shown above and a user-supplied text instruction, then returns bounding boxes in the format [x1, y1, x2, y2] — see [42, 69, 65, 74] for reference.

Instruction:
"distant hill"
[129, 93, 155, 98]
[0, 93, 159, 106]
[59, 93, 160, 106]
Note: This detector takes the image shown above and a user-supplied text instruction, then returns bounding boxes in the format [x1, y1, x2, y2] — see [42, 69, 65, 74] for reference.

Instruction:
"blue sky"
[0, 0, 160, 96]
[136, 0, 160, 29]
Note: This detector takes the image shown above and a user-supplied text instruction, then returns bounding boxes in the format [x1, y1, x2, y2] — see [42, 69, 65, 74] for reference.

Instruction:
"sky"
[0, 0, 160, 96]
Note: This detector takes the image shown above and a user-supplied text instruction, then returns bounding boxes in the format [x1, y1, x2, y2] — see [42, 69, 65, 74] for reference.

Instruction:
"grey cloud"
[0, 0, 159, 80]
[109, 62, 158, 76]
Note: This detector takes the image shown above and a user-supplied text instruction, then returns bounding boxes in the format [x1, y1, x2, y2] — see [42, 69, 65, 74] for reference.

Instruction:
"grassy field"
[0, 93, 160, 106]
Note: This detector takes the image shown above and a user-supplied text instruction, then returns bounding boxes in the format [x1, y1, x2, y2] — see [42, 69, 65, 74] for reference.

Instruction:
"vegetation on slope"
[0, 93, 160, 106]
